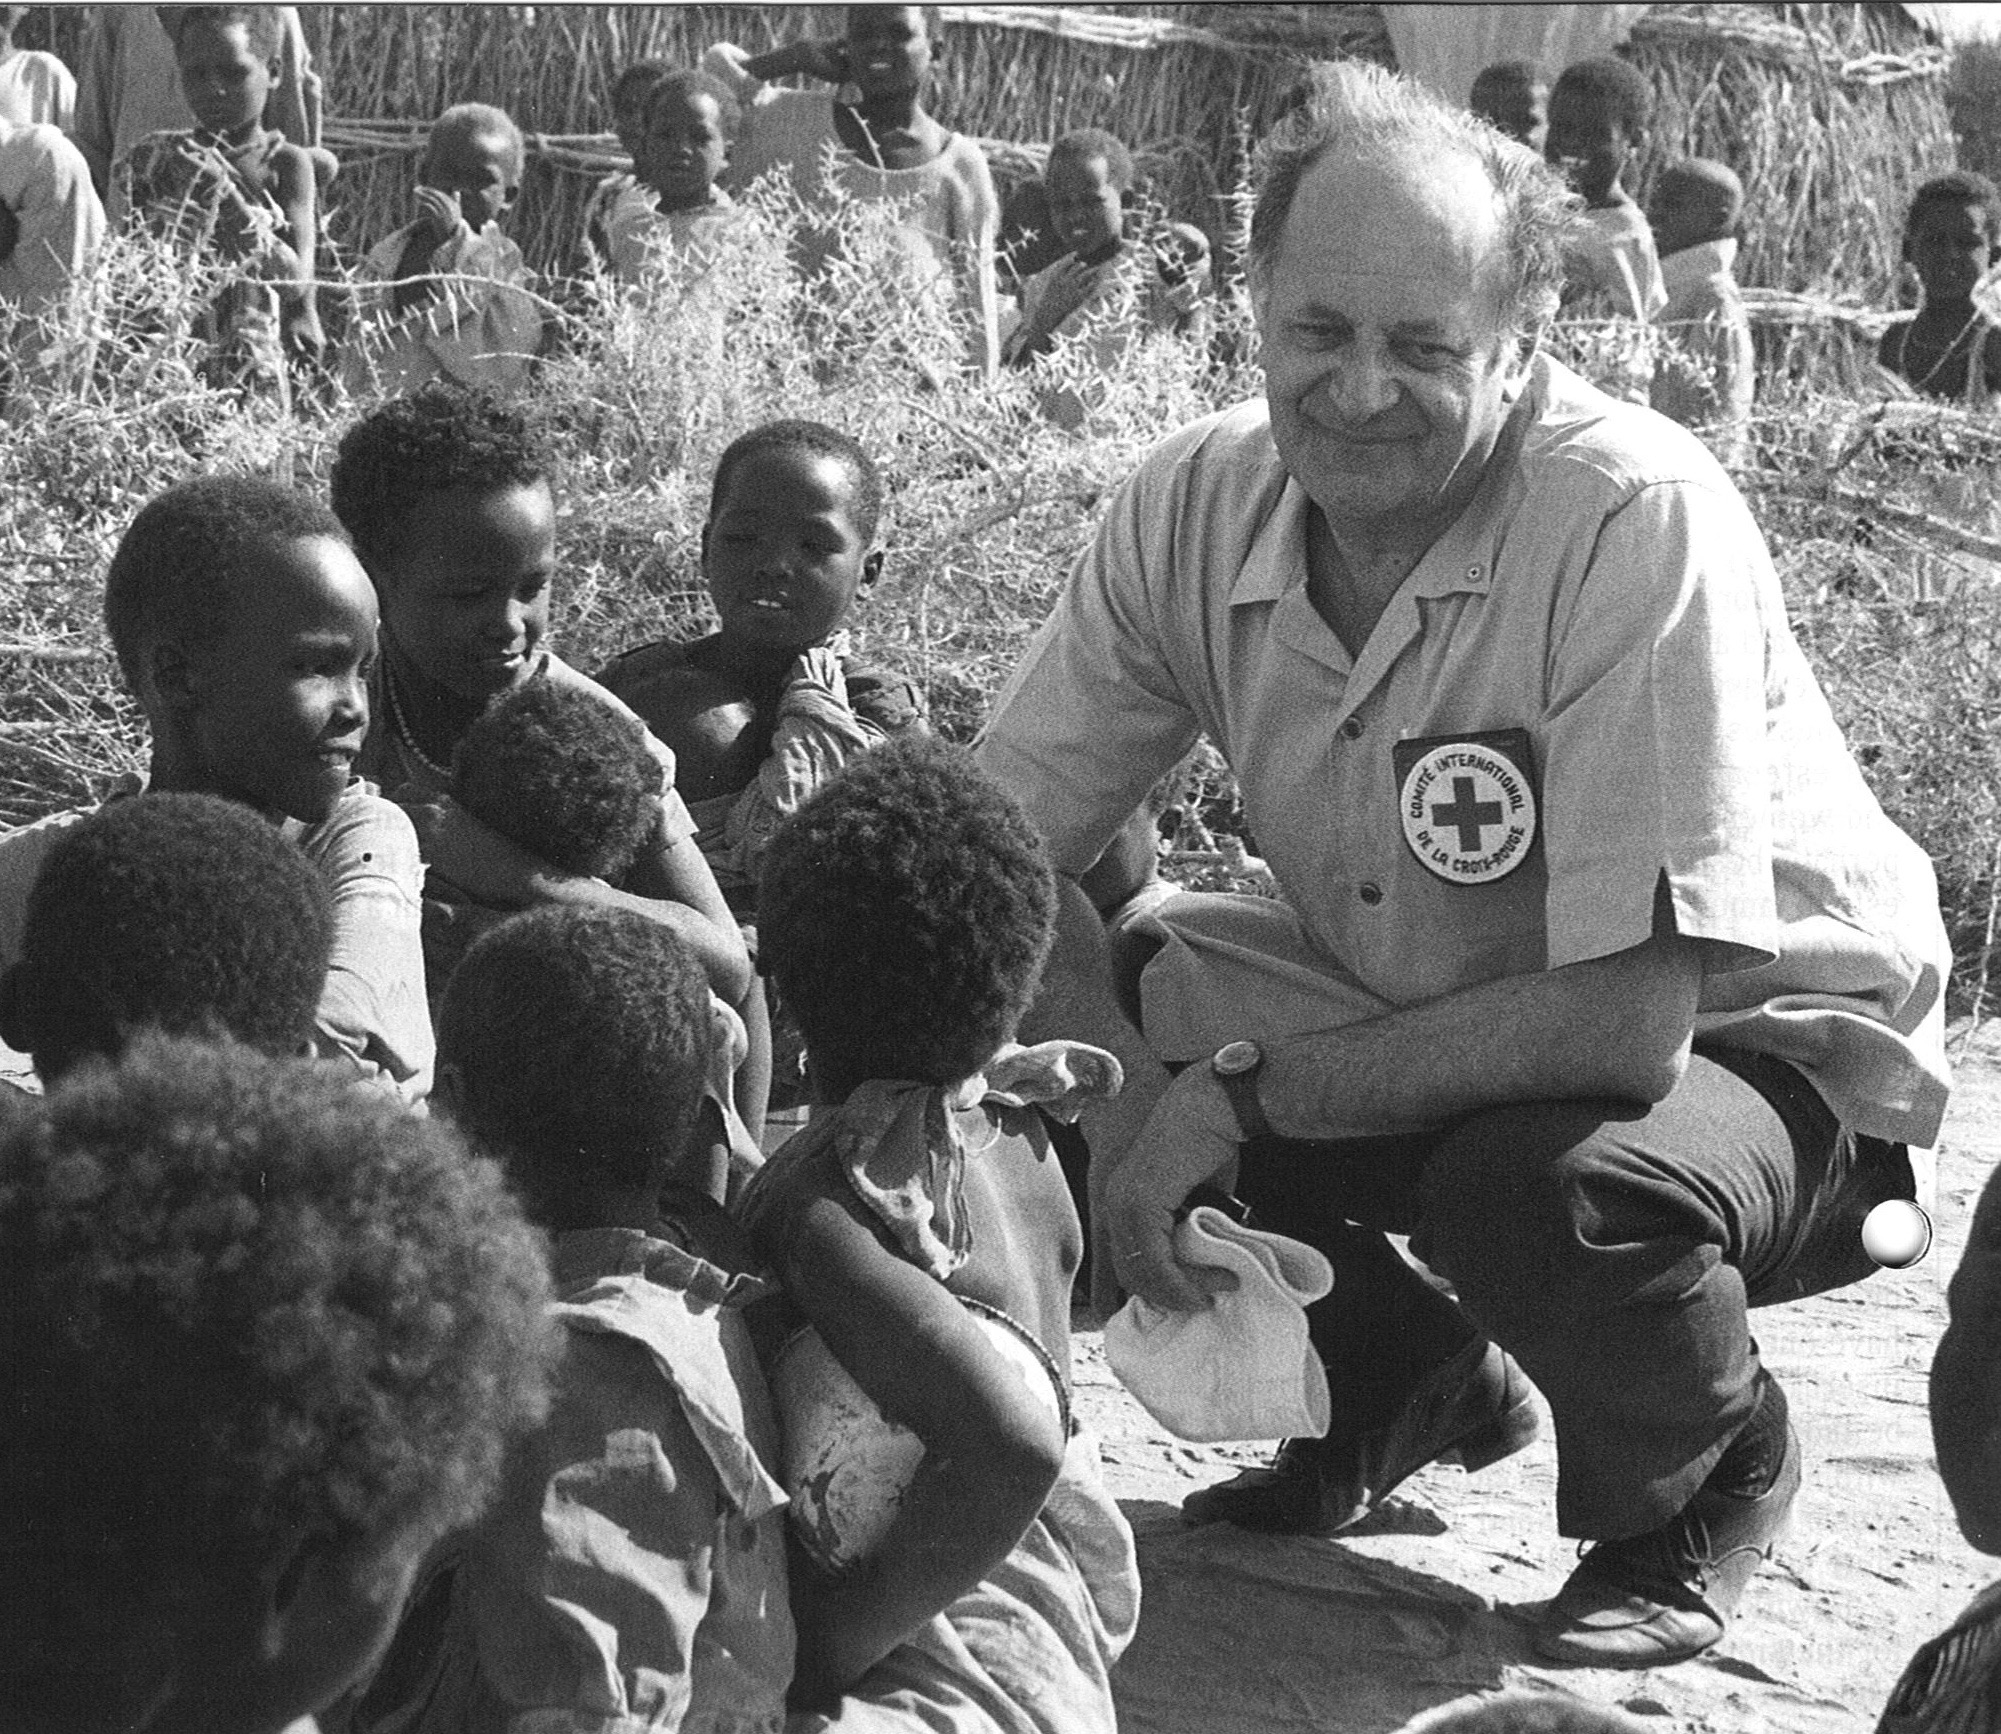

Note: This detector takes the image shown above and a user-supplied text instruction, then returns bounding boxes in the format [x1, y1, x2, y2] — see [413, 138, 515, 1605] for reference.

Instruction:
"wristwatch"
[1211, 1039, 1271, 1143]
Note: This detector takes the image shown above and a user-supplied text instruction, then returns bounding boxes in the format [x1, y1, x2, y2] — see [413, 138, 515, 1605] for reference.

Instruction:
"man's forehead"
[1266, 148, 1505, 285]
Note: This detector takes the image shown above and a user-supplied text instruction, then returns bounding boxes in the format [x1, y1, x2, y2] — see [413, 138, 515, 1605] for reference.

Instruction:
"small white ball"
[1861, 1198, 1933, 1270]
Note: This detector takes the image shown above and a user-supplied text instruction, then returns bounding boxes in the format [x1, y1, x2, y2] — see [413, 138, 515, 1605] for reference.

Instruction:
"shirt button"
[1340, 715, 1365, 740]
[1359, 881, 1383, 905]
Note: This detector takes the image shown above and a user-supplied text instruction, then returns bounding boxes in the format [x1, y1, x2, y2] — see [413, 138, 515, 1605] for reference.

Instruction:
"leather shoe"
[1534, 1415, 1802, 1666]
[1181, 1336, 1539, 1534]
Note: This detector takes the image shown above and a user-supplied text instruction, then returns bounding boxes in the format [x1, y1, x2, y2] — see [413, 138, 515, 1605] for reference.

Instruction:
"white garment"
[1104, 1206, 1334, 1444]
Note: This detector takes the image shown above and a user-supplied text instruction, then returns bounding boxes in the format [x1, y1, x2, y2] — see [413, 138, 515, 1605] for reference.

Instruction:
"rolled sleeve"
[1540, 478, 1780, 973]
[978, 455, 1204, 875]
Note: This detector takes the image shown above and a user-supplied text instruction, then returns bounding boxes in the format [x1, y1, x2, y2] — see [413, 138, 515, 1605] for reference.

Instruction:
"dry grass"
[4, 73, 2000, 1009]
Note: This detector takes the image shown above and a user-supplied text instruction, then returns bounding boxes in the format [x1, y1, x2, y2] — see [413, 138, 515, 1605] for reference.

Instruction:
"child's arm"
[267, 138, 322, 355]
[776, 1192, 1069, 1706]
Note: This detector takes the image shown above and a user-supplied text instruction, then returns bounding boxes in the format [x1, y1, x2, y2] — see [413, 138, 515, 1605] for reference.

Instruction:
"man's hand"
[1095, 1059, 1244, 1315]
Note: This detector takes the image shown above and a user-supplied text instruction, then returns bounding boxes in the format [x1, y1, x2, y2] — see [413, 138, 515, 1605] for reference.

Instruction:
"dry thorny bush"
[5, 190, 2001, 1012]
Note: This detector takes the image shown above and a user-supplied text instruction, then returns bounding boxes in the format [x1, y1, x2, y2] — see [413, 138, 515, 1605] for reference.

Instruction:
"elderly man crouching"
[976, 60, 1949, 1666]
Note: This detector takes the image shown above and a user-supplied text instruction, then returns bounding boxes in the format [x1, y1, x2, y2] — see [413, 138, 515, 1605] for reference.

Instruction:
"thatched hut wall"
[18, 4, 1957, 300]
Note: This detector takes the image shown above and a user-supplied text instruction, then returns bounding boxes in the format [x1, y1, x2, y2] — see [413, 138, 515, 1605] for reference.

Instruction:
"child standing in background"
[599, 419, 924, 919]
[120, 3, 323, 397]
[606, 68, 744, 285]
[1648, 157, 1755, 465]
[704, 5, 1000, 379]
[345, 101, 543, 395]
[1544, 56, 1665, 323]
[1468, 60, 1546, 149]
[583, 56, 669, 268]
[1880, 171, 2001, 404]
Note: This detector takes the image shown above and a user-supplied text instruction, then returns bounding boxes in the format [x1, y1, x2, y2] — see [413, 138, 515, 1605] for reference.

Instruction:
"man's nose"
[1314, 348, 1402, 423]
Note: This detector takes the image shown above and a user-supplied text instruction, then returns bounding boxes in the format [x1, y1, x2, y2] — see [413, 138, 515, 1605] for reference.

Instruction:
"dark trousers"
[1230, 1047, 1911, 1539]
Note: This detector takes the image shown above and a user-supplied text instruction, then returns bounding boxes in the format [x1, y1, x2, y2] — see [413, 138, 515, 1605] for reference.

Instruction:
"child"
[119, 4, 323, 397]
[0, 476, 432, 1099]
[0, 5, 73, 129]
[582, 56, 669, 268]
[345, 101, 542, 396]
[1880, 171, 2001, 404]
[598, 418, 924, 917]
[1647, 157, 1755, 465]
[329, 386, 764, 1117]
[0, 1032, 555, 1734]
[424, 675, 661, 997]
[0, 111, 106, 383]
[0, 790, 331, 1086]
[347, 905, 795, 1732]
[739, 737, 1139, 1727]
[605, 68, 744, 285]
[704, 5, 1001, 378]
[1544, 56, 1665, 323]
[1468, 60, 1546, 149]
[1002, 127, 1211, 371]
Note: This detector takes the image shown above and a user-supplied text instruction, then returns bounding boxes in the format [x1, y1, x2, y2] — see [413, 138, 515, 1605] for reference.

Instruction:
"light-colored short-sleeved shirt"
[0, 116, 105, 362]
[978, 354, 1951, 1146]
[0, 777, 432, 1099]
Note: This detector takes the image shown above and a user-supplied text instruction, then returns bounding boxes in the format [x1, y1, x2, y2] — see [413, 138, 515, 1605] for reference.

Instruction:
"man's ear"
[860, 549, 884, 591]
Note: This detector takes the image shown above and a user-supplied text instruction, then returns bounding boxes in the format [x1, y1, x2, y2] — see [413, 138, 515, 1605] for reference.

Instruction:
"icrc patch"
[1392, 729, 1539, 886]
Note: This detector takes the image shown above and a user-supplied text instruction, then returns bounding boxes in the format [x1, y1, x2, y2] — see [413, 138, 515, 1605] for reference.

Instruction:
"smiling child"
[604, 68, 745, 284]
[0, 476, 433, 1100]
[1543, 56, 1664, 323]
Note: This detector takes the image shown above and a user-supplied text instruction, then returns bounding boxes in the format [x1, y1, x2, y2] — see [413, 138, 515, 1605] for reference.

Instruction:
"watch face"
[1214, 1039, 1262, 1076]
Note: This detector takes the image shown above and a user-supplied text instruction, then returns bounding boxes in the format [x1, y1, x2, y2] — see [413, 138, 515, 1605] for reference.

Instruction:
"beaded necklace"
[381, 654, 454, 785]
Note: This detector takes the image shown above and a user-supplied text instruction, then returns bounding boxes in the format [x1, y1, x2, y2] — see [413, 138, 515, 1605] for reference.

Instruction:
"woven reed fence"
[13, 4, 1956, 303]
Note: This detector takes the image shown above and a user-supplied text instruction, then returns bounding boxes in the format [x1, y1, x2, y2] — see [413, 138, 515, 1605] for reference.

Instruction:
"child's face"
[703, 450, 879, 653]
[1543, 91, 1631, 206]
[372, 482, 555, 705]
[176, 536, 378, 826]
[1475, 78, 1546, 148]
[844, 5, 931, 100]
[175, 16, 276, 137]
[1046, 152, 1125, 259]
[1907, 198, 1996, 307]
[637, 89, 729, 210]
[421, 125, 518, 232]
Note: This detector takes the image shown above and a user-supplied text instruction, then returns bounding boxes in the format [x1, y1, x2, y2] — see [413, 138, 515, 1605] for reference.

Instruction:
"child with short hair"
[583, 56, 670, 268]
[1544, 56, 1665, 323]
[598, 418, 924, 918]
[330, 386, 764, 1119]
[345, 101, 543, 396]
[0, 475, 432, 1099]
[1647, 156, 1755, 464]
[346, 904, 795, 1733]
[606, 67, 745, 284]
[1880, 170, 2001, 403]
[120, 3, 324, 395]
[1468, 60, 1547, 148]
[704, 5, 1001, 378]
[0, 1032, 555, 1734]
[0, 790, 332, 1085]
[1002, 126, 1211, 371]
[739, 737, 1139, 1727]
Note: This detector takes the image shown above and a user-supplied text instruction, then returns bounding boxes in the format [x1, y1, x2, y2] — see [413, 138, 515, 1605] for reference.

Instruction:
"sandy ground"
[1071, 1028, 2001, 1734]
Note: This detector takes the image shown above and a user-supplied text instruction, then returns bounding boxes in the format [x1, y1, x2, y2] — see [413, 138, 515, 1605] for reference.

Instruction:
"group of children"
[0, 368, 1155, 1734]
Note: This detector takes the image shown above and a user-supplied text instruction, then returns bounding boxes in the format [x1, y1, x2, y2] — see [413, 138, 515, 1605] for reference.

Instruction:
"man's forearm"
[1258, 931, 1705, 1141]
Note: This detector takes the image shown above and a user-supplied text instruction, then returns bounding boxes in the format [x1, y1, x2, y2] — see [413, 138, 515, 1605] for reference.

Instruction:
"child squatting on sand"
[738, 736, 1140, 1731]
[342, 905, 794, 1732]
